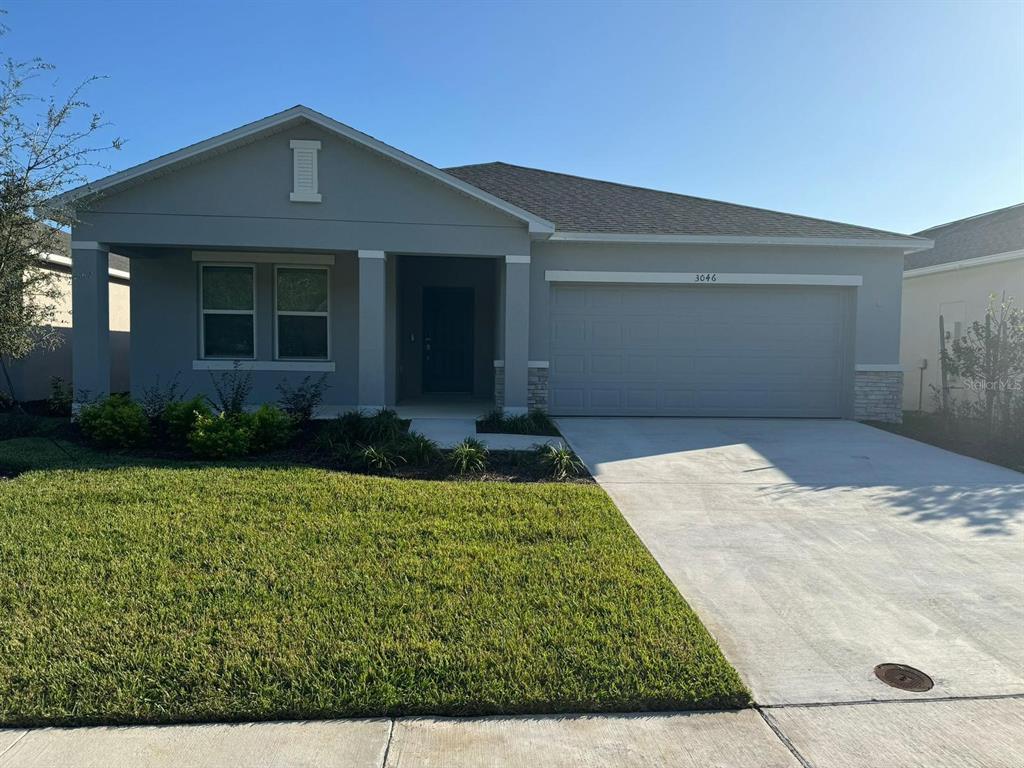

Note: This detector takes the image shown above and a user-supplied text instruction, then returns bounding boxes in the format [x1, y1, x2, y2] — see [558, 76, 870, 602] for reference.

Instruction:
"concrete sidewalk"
[2, 698, 1022, 767]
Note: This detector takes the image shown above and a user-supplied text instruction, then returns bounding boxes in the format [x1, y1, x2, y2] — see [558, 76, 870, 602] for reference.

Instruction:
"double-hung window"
[200, 264, 256, 359]
[275, 266, 330, 360]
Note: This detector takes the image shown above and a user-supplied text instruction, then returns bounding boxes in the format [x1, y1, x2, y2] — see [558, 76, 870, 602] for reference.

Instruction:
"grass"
[869, 411, 1024, 474]
[0, 437, 748, 726]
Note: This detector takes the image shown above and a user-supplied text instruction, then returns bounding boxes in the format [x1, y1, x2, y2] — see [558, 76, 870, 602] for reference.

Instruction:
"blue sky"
[5, 0, 1022, 234]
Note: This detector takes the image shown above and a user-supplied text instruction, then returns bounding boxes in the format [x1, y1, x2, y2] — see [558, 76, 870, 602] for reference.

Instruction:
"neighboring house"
[901, 204, 1024, 412]
[4, 229, 130, 403]
[56, 105, 929, 421]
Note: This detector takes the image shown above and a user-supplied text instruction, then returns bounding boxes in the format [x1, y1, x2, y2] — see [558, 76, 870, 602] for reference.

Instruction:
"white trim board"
[40, 253, 129, 281]
[904, 248, 1024, 279]
[544, 271, 864, 287]
[193, 251, 336, 265]
[547, 231, 931, 251]
[193, 360, 335, 372]
[493, 360, 549, 368]
[55, 105, 555, 236]
[855, 364, 903, 372]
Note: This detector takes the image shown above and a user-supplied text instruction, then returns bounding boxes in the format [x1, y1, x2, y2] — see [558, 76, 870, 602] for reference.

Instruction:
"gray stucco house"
[59, 105, 930, 421]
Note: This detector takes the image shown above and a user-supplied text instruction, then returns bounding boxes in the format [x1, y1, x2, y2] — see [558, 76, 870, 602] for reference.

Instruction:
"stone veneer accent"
[493, 362, 549, 412]
[854, 370, 903, 423]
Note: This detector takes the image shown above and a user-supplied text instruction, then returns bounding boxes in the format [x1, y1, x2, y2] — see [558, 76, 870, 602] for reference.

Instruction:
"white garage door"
[548, 283, 851, 417]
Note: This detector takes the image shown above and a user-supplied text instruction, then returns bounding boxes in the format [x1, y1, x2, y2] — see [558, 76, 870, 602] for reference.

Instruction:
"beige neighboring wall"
[5, 265, 130, 401]
[900, 256, 1024, 411]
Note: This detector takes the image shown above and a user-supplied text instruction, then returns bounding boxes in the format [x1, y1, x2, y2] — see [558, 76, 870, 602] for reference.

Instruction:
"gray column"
[358, 250, 387, 410]
[72, 243, 111, 407]
[503, 254, 531, 414]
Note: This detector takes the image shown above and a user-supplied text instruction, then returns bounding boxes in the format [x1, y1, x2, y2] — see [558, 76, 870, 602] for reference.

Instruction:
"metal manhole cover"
[874, 663, 933, 692]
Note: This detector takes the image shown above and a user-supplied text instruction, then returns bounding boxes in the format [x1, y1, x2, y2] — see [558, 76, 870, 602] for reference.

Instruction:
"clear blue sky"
[5, 0, 1022, 234]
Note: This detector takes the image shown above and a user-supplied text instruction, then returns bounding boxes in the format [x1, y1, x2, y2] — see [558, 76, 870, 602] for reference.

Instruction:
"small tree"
[0, 27, 121, 403]
[942, 294, 1024, 441]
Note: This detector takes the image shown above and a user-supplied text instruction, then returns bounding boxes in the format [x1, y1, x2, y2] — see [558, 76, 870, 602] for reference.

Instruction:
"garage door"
[548, 283, 851, 417]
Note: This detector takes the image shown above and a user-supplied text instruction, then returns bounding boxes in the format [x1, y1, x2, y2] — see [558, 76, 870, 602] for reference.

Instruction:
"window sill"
[193, 360, 335, 372]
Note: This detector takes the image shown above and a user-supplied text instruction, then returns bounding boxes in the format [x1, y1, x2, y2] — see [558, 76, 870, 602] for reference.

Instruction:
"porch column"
[71, 242, 111, 408]
[503, 254, 531, 414]
[358, 250, 387, 410]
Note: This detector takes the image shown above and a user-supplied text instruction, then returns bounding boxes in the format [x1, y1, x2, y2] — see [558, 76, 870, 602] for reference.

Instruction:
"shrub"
[139, 373, 187, 421]
[276, 374, 329, 424]
[161, 396, 212, 448]
[535, 443, 585, 481]
[354, 442, 405, 473]
[365, 408, 405, 442]
[0, 412, 39, 440]
[78, 395, 150, 449]
[48, 377, 73, 416]
[449, 437, 488, 475]
[249, 404, 296, 453]
[477, 409, 558, 436]
[208, 363, 253, 415]
[399, 432, 440, 465]
[187, 411, 252, 459]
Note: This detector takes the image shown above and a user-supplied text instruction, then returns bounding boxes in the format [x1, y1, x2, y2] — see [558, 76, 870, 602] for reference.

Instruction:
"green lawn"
[0, 437, 747, 726]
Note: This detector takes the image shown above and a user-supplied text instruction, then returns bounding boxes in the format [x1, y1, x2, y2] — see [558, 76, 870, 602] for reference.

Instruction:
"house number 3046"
[694, 273, 718, 283]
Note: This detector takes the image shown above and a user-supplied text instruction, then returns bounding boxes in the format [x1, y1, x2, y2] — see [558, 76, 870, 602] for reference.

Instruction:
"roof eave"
[548, 231, 933, 250]
[905, 247, 1024, 279]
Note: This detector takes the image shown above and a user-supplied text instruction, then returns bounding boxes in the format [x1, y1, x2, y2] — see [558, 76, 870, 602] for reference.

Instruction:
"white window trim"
[193, 360, 335, 373]
[274, 265, 331, 362]
[192, 251, 335, 266]
[199, 263, 257, 360]
[289, 139, 322, 203]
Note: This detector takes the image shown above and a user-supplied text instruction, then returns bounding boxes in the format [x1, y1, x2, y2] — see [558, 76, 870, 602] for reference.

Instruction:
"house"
[3, 228, 130, 403]
[57, 105, 929, 421]
[900, 203, 1024, 412]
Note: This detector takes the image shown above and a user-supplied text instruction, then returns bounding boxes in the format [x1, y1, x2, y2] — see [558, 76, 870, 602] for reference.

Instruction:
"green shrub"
[0, 412, 40, 441]
[139, 374, 187, 421]
[354, 442, 405, 473]
[249, 404, 296, 453]
[449, 437, 488, 475]
[161, 397, 212, 448]
[276, 374, 329, 424]
[365, 408, 405, 442]
[399, 432, 440, 465]
[187, 412, 252, 459]
[208, 363, 253, 415]
[48, 377, 73, 416]
[78, 395, 150, 449]
[477, 409, 558, 436]
[535, 443, 585, 481]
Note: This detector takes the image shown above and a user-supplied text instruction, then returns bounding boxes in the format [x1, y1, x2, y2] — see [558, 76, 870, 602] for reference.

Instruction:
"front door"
[422, 286, 475, 393]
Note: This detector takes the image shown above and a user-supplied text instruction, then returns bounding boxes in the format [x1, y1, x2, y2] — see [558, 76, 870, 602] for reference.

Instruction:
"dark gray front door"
[422, 286, 474, 393]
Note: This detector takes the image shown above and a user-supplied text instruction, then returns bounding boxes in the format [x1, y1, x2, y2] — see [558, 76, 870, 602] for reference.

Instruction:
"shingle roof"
[444, 161, 914, 241]
[49, 228, 130, 274]
[906, 204, 1024, 270]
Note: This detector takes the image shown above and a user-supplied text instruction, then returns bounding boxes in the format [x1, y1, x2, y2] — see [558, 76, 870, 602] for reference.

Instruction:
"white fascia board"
[40, 252, 130, 281]
[904, 248, 1024, 279]
[54, 106, 555, 235]
[192, 251, 335, 265]
[545, 270, 863, 286]
[548, 231, 930, 250]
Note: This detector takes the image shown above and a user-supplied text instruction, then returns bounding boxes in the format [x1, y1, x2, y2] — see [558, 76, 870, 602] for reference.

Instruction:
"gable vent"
[289, 139, 322, 203]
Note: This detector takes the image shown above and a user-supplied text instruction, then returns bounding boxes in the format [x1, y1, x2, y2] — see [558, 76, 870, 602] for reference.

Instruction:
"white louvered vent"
[289, 140, 322, 203]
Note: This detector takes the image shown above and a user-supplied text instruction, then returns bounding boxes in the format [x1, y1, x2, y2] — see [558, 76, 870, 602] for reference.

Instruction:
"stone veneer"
[854, 370, 903, 423]
[493, 362, 549, 412]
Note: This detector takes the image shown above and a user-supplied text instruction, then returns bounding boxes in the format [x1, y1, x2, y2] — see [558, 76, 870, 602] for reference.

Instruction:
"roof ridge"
[914, 202, 1024, 236]
[445, 161, 913, 239]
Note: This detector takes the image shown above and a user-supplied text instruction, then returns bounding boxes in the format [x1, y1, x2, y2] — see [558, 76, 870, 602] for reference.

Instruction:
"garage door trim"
[545, 270, 864, 286]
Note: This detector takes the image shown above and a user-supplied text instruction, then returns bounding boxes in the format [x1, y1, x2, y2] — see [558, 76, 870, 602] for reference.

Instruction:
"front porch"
[70, 246, 538, 415]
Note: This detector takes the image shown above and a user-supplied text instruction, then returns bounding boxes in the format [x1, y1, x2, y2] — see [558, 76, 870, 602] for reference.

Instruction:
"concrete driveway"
[556, 418, 1024, 707]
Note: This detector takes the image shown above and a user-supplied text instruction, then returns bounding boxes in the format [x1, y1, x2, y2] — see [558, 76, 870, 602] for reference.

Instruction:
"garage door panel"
[549, 284, 849, 417]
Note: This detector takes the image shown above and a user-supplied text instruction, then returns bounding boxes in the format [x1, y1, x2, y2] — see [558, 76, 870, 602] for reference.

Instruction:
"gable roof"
[54, 105, 555, 236]
[445, 162, 929, 249]
[905, 203, 1024, 271]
